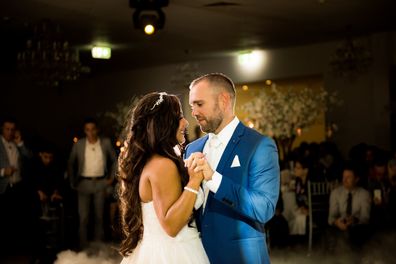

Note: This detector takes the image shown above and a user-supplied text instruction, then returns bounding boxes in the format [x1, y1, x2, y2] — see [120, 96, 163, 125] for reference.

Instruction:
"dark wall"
[0, 70, 140, 156]
[390, 65, 396, 151]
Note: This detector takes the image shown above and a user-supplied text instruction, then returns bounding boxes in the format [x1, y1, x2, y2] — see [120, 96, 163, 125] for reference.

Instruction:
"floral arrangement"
[240, 84, 339, 160]
[241, 84, 338, 139]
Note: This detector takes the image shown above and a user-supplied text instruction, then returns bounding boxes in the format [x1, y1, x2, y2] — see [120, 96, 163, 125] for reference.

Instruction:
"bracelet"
[184, 186, 199, 194]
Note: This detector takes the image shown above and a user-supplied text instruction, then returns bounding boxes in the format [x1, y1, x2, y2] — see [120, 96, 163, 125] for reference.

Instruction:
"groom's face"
[189, 80, 223, 134]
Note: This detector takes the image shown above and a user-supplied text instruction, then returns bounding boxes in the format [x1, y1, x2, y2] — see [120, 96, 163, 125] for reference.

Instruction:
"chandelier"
[170, 62, 201, 89]
[329, 37, 373, 79]
[17, 20, 88, 87]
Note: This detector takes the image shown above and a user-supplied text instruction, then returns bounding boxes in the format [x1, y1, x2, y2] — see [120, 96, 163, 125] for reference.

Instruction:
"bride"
[118, 92, 209, 264]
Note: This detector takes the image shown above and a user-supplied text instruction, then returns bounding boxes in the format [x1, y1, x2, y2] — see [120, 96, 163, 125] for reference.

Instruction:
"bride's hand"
[193, 157, 214, 181]
[185, 152, 214, 182]
[185, 153, 205, 184]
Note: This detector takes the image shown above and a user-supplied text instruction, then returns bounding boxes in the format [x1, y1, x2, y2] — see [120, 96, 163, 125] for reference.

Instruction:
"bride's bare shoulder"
[145, 155, 178, 179]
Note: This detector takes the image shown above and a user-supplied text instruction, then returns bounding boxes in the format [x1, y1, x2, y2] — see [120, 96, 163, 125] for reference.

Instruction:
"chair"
[40, 201, 65, 250]
[307, 180, 338, 252]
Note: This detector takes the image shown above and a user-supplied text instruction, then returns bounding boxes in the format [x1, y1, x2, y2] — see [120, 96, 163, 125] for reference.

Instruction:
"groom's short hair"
[190, 73, 236, 102]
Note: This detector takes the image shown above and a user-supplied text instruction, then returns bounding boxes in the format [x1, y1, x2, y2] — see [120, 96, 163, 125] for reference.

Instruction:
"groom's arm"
[212, 137, 280, 224]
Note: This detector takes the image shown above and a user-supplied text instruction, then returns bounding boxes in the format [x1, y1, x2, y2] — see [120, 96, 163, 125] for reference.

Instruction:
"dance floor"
[1, 234, 395, 264]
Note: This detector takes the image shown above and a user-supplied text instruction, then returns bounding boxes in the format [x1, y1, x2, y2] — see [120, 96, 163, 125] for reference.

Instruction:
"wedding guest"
[267, 191, 289, 248]
[0, 118, 32, 252]
[31, 144, 64, 213]
[348, 143, 372, 188]
[368, 154, 389, 231]
[328, 163, 371, 250]
[288, 158, 310, 237]
[387, 159, 396, 228]
[30, 143, 64, 262]
[68, 117, 117, 249]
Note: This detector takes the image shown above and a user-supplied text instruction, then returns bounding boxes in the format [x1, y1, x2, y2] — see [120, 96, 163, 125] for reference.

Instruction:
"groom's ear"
[218, 92, 230, 111]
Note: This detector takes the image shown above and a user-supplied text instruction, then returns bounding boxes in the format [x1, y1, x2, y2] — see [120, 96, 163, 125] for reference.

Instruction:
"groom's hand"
[184, 152, 214, 180]
[184, 152, 205, 169]
[193, 156, 214, 181]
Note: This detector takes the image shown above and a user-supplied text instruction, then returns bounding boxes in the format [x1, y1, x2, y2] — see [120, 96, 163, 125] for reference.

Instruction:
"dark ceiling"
[1, 0, 395, 73]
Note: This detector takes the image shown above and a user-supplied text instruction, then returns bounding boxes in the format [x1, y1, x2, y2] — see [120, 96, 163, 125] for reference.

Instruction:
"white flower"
[241, 85, 338, 139]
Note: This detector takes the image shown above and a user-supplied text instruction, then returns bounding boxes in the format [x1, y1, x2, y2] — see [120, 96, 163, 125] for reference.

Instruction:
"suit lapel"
[216, 122, 245, 174]
[186, 135, 208, 155]
[202, 123, 245, 219]
[187, 135, 209, 221]
[100, 137, 107, 157]
[79, 138, 86, 169]
[0, 139, 10, 166]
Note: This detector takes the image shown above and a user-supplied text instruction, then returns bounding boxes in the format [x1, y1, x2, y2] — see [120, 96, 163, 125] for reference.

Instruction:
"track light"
[133, 9, 165, 35]
[129, 0, 169, 9]
[129, 0, 168, 35]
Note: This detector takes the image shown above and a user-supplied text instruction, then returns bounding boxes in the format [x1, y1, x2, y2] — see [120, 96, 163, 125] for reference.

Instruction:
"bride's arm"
[149, 157, 202, 237]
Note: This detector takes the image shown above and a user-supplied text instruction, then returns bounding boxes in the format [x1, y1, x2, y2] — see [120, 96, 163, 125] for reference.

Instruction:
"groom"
[185, 73, 280, 264]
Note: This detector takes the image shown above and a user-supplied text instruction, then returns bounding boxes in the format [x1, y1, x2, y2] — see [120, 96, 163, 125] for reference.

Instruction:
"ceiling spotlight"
[144, 24, 155, 35]
[133, 9, 165, 35]
[129, 0, 168, 35]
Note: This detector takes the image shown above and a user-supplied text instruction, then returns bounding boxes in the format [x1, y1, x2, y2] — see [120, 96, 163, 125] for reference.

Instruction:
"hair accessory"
[150, 92, 167, 110]
[184, 186, 199, 195]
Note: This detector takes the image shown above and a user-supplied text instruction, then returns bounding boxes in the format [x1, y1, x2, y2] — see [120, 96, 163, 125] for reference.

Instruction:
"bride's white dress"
[120, 201, 209, 264]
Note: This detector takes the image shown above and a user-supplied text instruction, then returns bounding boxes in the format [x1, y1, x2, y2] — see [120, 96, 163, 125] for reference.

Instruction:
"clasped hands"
[3, 166, 17, 177]
[184, 152, 214, 182]
[38, 190, 63, 203]
[335, 216, 358, 231]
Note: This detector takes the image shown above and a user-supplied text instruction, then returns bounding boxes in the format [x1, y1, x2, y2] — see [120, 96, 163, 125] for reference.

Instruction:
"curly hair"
[118, 92, 188, 257]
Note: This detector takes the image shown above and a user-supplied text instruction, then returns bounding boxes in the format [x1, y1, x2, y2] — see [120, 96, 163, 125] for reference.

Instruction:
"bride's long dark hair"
[118, 92, 189, 257]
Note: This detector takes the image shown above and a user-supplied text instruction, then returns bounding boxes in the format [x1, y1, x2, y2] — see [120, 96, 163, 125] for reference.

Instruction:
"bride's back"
[138, 154, 182, 204]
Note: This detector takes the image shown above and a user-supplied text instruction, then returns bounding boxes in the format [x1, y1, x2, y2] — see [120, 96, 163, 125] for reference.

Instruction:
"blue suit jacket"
[185, 122, 279, 264]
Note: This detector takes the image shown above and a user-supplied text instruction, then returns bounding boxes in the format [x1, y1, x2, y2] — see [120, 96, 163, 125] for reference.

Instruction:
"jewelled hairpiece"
[150, 92, 167, 110]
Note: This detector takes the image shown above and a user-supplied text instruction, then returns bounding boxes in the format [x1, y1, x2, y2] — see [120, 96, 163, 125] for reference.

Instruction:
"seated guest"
[288, 158, 310, 237]
[29, 144, 65, 262]
[386, 159, 396, 228]
[328, 163, 371, 250]
[31, 144, 63, 213]
[267, 190, 290, 248]
[368, 155, 389, 230]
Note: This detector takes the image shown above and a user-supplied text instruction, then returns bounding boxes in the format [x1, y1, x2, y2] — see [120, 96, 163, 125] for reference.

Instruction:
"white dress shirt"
[81, 139, 105, 177]
[328, 186, 371, 225]
[1, 136, 21, 184]
[202, 116, 239, 209]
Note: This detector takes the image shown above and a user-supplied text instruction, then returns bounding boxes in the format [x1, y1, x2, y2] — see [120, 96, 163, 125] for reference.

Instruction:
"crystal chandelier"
[329, 37, 373, 79]
[17, 20, 88, 87]
[170, 62, 201, 89]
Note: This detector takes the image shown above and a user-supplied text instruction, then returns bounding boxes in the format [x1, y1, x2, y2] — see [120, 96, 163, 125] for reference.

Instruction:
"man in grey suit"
[0, 118, 30, 193]
[0, 118, 31, 252]
[68, 118, 116, 248]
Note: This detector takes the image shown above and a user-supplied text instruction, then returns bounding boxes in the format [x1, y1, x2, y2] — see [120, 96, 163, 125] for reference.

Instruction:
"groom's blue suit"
[185, 122, 279, 264]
